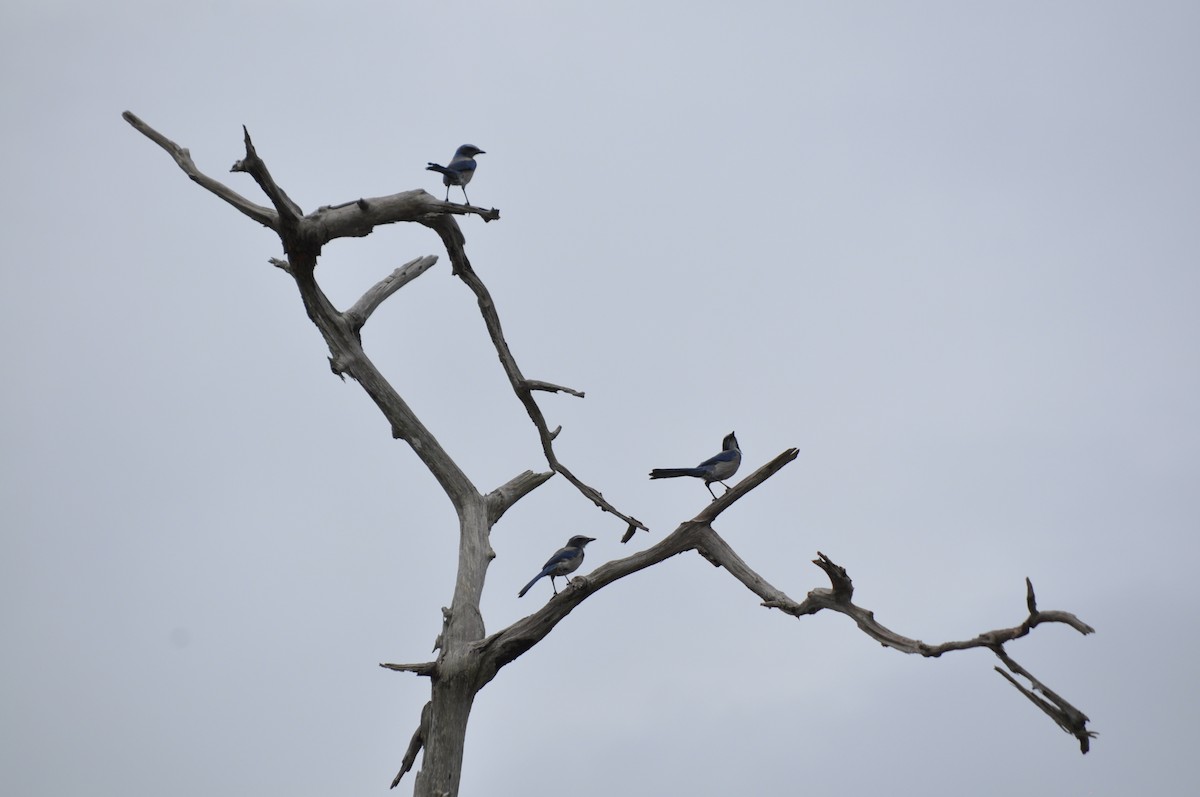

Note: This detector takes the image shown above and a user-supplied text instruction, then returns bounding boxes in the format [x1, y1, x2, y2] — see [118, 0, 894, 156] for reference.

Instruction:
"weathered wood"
[125, 112, 1097, 797]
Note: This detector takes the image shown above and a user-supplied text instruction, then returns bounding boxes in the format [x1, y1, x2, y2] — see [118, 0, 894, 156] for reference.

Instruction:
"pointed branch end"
[379, 661, 436, 676]
[523, 379, 586, 398]
[487, 469, 556, 523]
[813, 551, 853, 600]
[993, 665, 1096, 754]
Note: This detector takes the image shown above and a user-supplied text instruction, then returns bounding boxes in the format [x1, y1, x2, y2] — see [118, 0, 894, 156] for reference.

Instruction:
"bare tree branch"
[750, 552, 1097, 750]
[346, 255, 439, 331]
[523, 380, 585, 398]
[470, 450, 799, 679]
[694, 448, 801, 524]
[993, 648, 1096, 753]
[311, 192, 497, 243]
[391, 701, 432, 789]
[379, 661, 437, 676]
[122, 111, 277, 229]
[127, 112, 1097, 796]
[421, 214, 649, 537]
[123, 112, 495, 250]
[125, 113, 644, 796]
[485, 470, 556, 524]
[230, 125, 304, 226]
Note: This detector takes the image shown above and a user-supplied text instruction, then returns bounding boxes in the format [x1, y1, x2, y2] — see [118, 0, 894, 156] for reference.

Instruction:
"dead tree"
[123, 112, 1097, 797]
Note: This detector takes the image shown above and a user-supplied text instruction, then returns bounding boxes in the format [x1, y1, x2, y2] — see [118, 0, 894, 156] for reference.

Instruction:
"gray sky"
[3, 1, 1197, 794]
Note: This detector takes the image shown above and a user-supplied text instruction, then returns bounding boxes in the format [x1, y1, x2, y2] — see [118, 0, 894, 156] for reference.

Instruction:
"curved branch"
[738, 550, 1096, 752]
[346, 255, 439, 332]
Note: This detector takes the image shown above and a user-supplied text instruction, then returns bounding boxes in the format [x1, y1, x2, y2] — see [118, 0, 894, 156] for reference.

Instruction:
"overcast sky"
[3, 2, 1198, 795]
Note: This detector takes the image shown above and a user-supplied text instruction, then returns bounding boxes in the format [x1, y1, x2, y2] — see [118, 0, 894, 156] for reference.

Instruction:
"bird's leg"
[550, 577, 559, 595]
[706, 482, 718, 501]
[444, 186, 450, 201]
[461, 187, 471, 205]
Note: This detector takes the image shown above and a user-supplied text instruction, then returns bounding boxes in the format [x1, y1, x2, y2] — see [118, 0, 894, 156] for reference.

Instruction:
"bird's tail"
[426, 163, 452, 175]
[649, 468, 704, 479]
[517, 573, 544, 598]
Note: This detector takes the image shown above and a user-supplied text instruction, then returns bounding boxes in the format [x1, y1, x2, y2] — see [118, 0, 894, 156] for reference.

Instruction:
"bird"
[649, 432, 741, 501]
[517, 535, 596, 598]
[426, 144, 485, 204]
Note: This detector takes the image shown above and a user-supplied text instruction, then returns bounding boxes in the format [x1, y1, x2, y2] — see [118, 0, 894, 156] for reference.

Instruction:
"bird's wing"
[699, 449, 738, 468]
[541, 547, 580, 569]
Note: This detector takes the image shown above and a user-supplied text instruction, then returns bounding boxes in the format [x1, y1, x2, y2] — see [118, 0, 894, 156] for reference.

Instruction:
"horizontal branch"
[378, 661, 437, 676]
[313, 191, 496, 245]
[523, 380, 585, 398]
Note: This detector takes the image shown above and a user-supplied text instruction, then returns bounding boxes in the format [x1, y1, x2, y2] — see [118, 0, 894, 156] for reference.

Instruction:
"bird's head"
[723, 432, 739, 451]
[567, 535, 596, 548]
[455, 144, 485, 158]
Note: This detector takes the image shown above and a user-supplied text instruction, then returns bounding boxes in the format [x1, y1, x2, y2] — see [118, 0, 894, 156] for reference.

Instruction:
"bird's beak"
[585, 537, 596, 542]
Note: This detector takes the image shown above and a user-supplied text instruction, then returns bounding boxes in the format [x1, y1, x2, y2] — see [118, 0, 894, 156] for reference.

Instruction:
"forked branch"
[743, 552, 1097, 752]
[423, 215, 649, 538]
[461, 449, 799, 681]
[122, 111, 277, 229]
[125, 109, 642, 541]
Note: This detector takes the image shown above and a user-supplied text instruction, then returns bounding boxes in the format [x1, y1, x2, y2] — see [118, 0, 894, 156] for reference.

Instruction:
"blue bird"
[426, 144, 485, 204]
[649, 432, 741, 501]
[518, 535, 596, 598]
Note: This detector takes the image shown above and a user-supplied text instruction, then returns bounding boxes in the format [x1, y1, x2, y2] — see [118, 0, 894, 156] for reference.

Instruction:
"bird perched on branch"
[426, 144, 485, 204]
[649, 432, 741, 501]
[518, 535, 596, 598]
